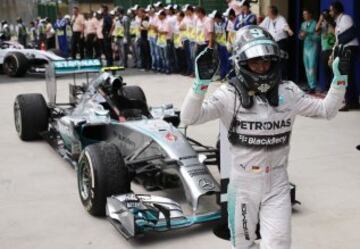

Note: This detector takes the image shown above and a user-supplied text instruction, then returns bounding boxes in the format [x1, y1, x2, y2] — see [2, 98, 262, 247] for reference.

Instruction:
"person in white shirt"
[165, 4, 178, 73]
[329, 1, 359, 111]
[147, 5, 159, 71]
[182, 4, 196, 75]
[260, 5, 294, 79]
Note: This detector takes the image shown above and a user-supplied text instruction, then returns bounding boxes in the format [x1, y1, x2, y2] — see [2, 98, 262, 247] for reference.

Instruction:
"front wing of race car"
[106, 194, 221, 239]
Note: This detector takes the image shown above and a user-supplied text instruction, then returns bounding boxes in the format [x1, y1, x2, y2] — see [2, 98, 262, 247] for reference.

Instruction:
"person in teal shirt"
[299, 9, 320, 93]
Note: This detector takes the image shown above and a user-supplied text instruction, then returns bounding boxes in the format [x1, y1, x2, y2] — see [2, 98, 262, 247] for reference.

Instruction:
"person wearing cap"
[211, 10, 230, 81]
[226, 0, 243, 16]
[234, 0, 257, 30]
[225, 8, 237, 53]
[182, 4, 196, 76]
[54, 14, 69, 57]
[194, 7, 214, 56]
[174, 11, 187, 75]
[71, 6, 85, 59]
[156, 10, 171, 74]
[147, 5, 160, 72]
[154, 1, 163, 12]
[16, 17, 27, 47]
[259, 5, 294, 79]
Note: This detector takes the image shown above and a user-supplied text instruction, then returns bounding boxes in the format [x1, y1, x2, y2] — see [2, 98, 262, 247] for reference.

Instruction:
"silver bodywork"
[0, 41, 63, 67]
[47, 70, 220, 237]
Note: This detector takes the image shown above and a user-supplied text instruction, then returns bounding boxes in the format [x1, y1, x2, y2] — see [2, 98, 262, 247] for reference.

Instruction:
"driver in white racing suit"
[181, 25, 349, 249]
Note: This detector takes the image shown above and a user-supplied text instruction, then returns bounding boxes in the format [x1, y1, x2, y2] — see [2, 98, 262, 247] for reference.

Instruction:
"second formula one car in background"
[0, 41, 63, 77]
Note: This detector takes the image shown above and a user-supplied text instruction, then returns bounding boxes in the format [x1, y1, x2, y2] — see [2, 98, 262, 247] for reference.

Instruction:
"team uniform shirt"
[148, 15, 158, 39]
[54, 18, 67, 37]
[226, 18, 236, 49]
[174, 19, 185, 48]
[259, 15, 289, 42]
[195, 16, 213, 45]
[96, 19, 104, 39]
[335, 13, 359, 47]
[84, 19, 91, 37]
[114, 17, 125, 37]
[214, 21, 227, 46]
[130, 16, 141, 39]
[72, 14, 85, 32]
[87, 17, 98, 35]
[183, 15, 195, 41]
[156, 19, 169, 47]
[166, 15, 177, 40]
[45, 23, 55, 39]
[234, 11, 257, 30]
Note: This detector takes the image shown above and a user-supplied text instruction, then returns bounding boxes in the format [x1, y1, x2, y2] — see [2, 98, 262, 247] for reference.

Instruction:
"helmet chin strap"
[229, 77, 279, 109]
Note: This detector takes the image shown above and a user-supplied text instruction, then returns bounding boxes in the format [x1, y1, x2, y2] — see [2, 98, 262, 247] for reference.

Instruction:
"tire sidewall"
[4, 54, 19, 76]
[77, 147, 105, 216]
[77, 142, 131, 216]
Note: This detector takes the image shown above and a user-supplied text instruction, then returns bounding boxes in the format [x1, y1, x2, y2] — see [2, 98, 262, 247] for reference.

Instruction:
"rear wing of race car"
[46, 59, 103, 106]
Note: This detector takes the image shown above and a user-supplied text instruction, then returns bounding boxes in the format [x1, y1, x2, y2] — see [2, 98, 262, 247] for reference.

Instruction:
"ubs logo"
[199, 178, 215, 191]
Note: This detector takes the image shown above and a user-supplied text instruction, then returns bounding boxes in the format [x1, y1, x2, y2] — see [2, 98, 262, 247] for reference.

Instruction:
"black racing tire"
[14, 94, 49, 141]
[3, 52, 28, 77]
[77, 142, 131, 217]
[122, 85, 147, 104]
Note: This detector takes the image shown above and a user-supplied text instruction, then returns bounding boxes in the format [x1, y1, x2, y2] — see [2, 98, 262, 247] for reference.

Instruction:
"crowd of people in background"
[0, 0, 358, 110]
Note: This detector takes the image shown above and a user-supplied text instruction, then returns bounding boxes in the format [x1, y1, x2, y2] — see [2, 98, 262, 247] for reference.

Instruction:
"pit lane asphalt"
[0, 70, 359, 249]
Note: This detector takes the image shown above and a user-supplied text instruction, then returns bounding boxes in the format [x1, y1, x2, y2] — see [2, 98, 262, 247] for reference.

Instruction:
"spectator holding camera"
[316, 9, 336, 92]
[329, 1, 359, 111]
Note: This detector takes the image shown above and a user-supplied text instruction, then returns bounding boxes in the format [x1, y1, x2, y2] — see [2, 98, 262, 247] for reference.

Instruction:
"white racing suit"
[181, 81, 345, 249]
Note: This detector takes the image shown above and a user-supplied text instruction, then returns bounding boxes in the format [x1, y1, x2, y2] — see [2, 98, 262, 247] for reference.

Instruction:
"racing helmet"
[232, 25, 281, 94]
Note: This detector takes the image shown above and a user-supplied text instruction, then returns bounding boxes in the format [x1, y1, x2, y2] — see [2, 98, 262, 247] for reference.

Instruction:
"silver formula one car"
[0, 41, 63, 77]
[13, 60, 221, 238]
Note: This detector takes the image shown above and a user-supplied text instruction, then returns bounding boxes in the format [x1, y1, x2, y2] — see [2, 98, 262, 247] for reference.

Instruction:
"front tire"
[77, 142, 131, 216]
[14, 94, 49, 141]
[4, 52, 28, 77]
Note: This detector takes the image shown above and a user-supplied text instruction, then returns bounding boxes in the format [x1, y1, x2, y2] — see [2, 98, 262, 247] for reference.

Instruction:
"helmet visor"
[235, 41, 280, 63]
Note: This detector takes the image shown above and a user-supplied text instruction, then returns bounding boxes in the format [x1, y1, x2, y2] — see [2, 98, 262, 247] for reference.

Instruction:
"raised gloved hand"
[331, 45, 351, 90]
[193, 47, 219, 95]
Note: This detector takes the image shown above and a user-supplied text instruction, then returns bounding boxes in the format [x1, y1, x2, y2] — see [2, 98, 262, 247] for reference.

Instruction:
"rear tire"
[77, 142, 131, 216]
[4, 52, 28, 77]
[14, 94, 49, 141]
